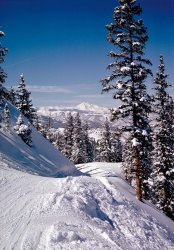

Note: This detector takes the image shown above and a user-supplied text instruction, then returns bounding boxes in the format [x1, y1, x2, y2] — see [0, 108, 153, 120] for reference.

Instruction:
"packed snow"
[1, 161, 174, 250]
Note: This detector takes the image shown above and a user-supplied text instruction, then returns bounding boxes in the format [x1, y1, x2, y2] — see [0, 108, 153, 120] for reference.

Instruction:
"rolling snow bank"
[0, 162, 174, 250]
[0, 102, 77, 177]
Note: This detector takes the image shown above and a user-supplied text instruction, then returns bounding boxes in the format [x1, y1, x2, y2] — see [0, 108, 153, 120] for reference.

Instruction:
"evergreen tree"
[46, 128, 55, 143]
[2, 103, 10, 130]
[0, 30, 8, 102]
[99, 119, 112, 162]
[62, 112, 74, 159]
[110, 131, 122, 162]
[83, 122, 94, 162]
[71, 113, 86, 164]
[14, 114, 32, 146]
[16, 74, 37, 124]
[150, 56, 174, 219]
[53, 131, 64, 152]
[101, 0, 152, 200]
[95, 140, 102, 162]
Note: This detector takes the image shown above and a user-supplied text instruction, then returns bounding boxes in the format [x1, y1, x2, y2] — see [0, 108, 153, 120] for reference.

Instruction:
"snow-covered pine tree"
[99, 118, 112, 162]
[101, 0, 152, 200]
[0, 30, 8, 102]
[110, 131, 122, 162]
[14, 114, 32, 146]
[168, 96, 174, 126]
[53, 131, 64, 152]
[83, 122, 94, 162]
[150, 56, 174, 219]
[71, 113, 86, 164]
[2, 103, 10, 130]
[94, 140, 102, 162]
[62, 112, 74, 159]
[16, 74, 37, 124]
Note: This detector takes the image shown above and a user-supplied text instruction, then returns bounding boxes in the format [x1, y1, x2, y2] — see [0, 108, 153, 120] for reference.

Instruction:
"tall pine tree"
[99, 118, 112, 162]
[150, 56, 174, 219]
[110, 131, 122, 162]
[16, 74, 37, 124]
[101, 0, 152, 200]
[83, 122, 94, 163]
[62, 112, 74, 159]
[71, 113, 86, 164]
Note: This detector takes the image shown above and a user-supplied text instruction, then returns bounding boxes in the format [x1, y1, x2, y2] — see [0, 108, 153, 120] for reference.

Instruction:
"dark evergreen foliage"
[111, 131, 122, 162]
[150, 56, 174, 219]
[71, 113, 86, 164]
[83, 122, 94, 163]
[62, 112, 74, 159]
[99, 119, 112, 162]
[53, 131, 65, 152]
[16, 74, 37, 125]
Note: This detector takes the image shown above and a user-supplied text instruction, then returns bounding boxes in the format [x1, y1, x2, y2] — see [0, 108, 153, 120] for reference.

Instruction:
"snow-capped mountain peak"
[76, 102, 108, 113]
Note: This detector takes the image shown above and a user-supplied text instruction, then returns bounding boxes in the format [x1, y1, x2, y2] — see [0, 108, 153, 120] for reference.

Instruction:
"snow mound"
[0, 162, 174, 249]
[0, 102, 77, 177]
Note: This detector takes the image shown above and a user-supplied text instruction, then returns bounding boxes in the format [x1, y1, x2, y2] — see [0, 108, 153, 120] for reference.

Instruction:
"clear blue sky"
[1, 0, 174, 107]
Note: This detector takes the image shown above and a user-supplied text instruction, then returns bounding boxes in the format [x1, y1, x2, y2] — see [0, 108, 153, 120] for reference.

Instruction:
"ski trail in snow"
[1, 162, 174, 250]
[0, 176, 47, 250]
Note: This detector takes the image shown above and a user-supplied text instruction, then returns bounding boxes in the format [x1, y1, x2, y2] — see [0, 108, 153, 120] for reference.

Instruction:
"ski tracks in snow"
[1, 162, 174, 249]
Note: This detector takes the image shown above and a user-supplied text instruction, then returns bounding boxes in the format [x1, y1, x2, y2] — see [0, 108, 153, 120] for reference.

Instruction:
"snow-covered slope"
[0, 161, 174, 250]
[0, 102, 77, 177]
[1, 101, 174, 249]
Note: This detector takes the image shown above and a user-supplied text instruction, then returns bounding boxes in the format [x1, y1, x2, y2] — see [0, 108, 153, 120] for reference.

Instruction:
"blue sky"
[1, 0, 174, 107]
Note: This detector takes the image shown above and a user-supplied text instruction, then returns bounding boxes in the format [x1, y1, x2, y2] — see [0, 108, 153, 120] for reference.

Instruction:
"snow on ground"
[0, 102, 77, 177]
[0, 101, 174, 249]
[0, 160, 174, 250]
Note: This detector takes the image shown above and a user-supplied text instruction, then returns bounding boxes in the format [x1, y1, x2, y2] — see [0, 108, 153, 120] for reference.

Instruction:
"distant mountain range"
[37, 102, 124, 129]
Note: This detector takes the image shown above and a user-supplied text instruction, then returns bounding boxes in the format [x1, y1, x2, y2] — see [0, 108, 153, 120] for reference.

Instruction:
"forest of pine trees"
[0, 0, 173, 220]
[38, 112, 122, 165]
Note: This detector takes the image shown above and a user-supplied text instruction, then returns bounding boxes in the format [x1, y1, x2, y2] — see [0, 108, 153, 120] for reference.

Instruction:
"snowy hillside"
[0, 102, 77, 177]
[1, 161, 174, 250]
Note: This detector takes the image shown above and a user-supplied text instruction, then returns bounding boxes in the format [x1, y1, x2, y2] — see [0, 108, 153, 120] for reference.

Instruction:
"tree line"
[37, 112, 122, 164]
